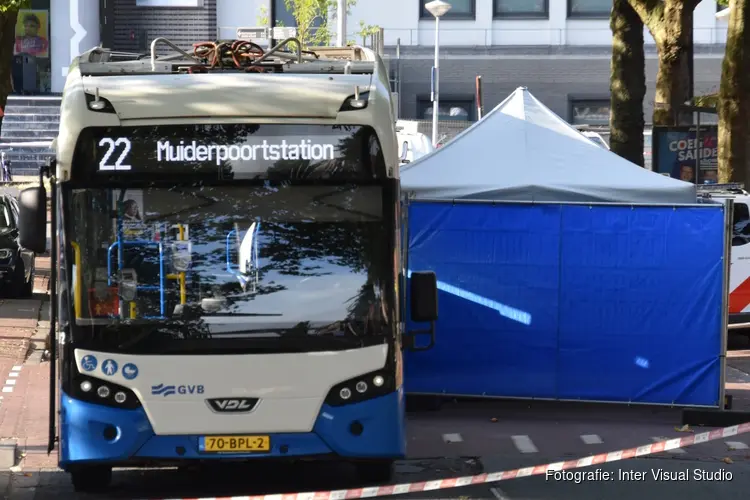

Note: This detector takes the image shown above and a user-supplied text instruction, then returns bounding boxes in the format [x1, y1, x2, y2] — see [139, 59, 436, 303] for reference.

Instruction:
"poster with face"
[115, 190, 143, 240]
[14, 9, 49, 58]
[653, 126, 718, 184]
[112, 190, 165, 241]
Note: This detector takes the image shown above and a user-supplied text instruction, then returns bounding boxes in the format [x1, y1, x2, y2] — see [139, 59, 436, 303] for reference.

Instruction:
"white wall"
[51, 0, 101, 93]
[217, 0, 266, 40]
[215, 0, 728, 47]
[341, 0, 728, 47]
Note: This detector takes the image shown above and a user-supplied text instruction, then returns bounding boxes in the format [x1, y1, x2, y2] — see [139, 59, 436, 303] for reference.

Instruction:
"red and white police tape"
[159, 421, 750, 500]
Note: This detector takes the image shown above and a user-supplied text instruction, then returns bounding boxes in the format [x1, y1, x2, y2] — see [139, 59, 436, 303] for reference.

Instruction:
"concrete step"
[6, 95, 62, 107]
[3, 105, 59, 115]
[0, 132, 56, 141]
[3, 152, 54, 162]
[0, 121, 59, 131]
[1, 144, 53, 154]
[5, 168, 44, 176]
[1, 113, 59, 123]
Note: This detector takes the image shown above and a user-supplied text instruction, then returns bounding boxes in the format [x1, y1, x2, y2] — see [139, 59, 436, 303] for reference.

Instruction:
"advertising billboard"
[653, 125, 718, 184]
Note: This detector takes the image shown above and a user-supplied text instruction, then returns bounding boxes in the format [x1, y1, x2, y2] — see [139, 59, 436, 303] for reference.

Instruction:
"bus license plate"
[201, 435, 270, 453]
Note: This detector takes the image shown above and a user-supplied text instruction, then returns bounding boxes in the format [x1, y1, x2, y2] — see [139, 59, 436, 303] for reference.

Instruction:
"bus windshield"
[65, 183, 395, 354]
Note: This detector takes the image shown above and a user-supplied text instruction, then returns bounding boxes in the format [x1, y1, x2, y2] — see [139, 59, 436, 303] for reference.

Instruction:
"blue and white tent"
[401, 87, 696, 204]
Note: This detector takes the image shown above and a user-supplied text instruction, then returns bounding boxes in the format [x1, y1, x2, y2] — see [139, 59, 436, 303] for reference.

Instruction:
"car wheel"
[11, 261, 27, 298]
[13, 260, 33, 298]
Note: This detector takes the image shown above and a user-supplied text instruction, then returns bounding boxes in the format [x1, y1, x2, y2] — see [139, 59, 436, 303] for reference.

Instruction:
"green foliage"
[257, 5, 269, 25]
[282, 0, 352, 48]
[693, 93, 719, 108]
[718, 0, 728, 6]
[256, 0, 379, 49]
[352, 20, 380, 45]
[0, 0, 30, 13]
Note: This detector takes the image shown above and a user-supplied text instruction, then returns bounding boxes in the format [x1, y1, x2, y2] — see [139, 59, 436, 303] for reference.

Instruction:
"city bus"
[17, 37, 438, 492]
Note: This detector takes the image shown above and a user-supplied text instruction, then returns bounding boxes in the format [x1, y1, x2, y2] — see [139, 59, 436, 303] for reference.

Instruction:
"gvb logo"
[151, 383, 205, 397]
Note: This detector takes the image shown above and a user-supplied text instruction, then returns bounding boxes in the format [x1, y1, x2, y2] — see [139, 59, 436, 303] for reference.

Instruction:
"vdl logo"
[151, 383, 205, 397]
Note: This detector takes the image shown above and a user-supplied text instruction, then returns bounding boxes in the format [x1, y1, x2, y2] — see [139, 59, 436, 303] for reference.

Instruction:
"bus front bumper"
[58, 389, 406, 468]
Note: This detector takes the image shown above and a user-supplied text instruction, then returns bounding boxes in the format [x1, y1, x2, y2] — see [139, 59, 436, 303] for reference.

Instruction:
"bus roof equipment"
[56, 35, 398, 180]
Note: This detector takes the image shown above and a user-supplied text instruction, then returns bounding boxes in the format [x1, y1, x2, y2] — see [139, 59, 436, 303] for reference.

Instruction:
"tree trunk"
[0, 10, 19, 135]
[718, 0, 750, 185]
[629, 0, 696, 126]
[651, 4, 693, 126]
[610, 0, 646, 166]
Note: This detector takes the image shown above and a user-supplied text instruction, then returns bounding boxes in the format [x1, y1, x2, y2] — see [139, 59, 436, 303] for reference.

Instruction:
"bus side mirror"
[404, 271, 438, 352]
[411, 271, 438, 322]
[18, 186, 48, 254]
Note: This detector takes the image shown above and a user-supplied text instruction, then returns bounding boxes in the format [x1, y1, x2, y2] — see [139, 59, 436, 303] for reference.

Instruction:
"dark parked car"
[0, 194, 35, 297]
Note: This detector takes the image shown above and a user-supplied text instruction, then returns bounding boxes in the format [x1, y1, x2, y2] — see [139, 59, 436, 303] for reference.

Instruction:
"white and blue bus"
[18, 38, 438, 492]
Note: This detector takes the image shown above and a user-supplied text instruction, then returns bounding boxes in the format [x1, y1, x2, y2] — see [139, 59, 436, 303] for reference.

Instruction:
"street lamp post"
[425, 1, 451, 148]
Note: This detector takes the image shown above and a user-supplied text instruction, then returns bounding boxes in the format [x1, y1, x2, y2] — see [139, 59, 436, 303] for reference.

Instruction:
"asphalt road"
[3, 447, 749, 499]
[1, 397, 748, 499]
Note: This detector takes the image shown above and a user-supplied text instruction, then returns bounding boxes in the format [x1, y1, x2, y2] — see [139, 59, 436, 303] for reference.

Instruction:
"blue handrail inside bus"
[107, 240, 167, 317]
[226, 229, 238, 273]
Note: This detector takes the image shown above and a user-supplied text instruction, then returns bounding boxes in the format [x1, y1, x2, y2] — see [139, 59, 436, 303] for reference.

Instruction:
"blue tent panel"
[404, 201, 725, 406]
[555, 205, 724, 405]
[405, 202, 562, 397]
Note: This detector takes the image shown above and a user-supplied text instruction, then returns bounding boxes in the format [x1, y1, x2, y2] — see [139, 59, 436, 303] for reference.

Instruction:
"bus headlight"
[70, 375, 142, 410]
[324, 369, 395, 407]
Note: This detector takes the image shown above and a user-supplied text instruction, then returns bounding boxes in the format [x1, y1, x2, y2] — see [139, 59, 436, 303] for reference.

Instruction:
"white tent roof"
[401, 87, 697, 204]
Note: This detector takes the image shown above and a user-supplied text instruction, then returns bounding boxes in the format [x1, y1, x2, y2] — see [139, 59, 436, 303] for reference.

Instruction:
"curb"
[26, 321, 49, 365]
[0, 439, 17, 470]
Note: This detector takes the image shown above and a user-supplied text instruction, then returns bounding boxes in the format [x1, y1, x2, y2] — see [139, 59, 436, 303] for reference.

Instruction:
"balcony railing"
[217, 26, 729, 48]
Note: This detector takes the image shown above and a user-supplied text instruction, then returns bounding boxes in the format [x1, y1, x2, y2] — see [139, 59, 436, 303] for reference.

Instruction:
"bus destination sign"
[76, 124, 379, 180]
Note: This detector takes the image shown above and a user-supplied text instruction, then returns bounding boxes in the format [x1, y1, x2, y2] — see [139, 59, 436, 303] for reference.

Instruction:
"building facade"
[23, 0, 729, 128]
[225, 0, 730, 127]
[14, 0, 216, 95]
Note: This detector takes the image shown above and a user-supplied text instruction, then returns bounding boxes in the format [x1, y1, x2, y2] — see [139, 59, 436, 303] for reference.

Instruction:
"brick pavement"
[0, 253, 52, 484]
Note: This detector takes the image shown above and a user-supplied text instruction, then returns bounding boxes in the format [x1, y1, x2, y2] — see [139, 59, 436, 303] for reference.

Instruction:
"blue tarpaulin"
[404, 201, 726, 407]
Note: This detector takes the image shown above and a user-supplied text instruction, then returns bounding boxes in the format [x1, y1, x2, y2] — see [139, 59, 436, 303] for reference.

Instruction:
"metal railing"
[216, 26, 729, 48]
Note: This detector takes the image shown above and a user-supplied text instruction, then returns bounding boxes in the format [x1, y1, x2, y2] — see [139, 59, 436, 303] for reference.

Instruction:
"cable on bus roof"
[77, 35, 376, 76]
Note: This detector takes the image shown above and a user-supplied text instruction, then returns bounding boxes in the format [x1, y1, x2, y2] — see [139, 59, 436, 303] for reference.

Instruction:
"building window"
[272, 0, 324, 35]
[417, 98, 475, 122]
[419, 0, 476, 20]
[567, 0, 612, 18]
[570, 98, 610, 126]
[494, 0, 548, 18]
[135, 0, 203, 6]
